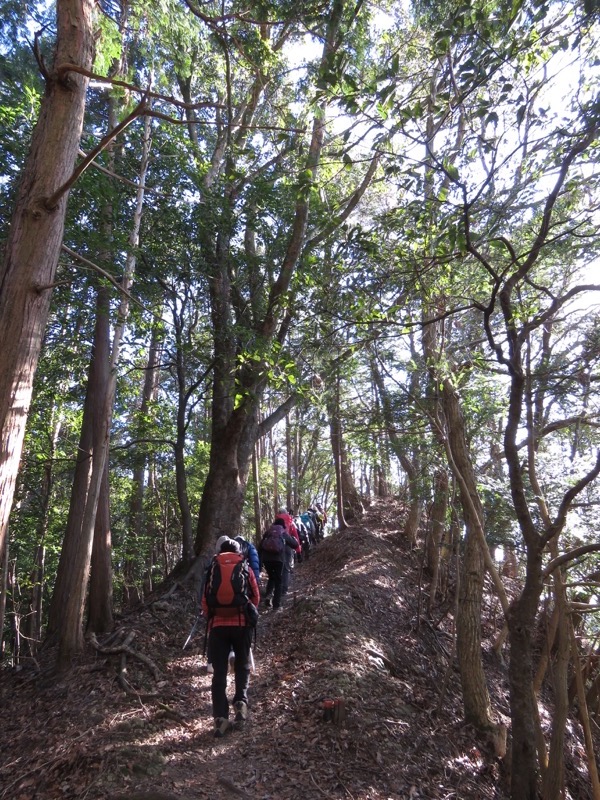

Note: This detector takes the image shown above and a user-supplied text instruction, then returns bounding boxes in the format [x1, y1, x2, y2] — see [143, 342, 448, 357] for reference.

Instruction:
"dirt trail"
[1, 498, 594, 799]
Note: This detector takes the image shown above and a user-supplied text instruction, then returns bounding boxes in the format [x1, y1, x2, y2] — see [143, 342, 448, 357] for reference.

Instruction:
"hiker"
[258, 521, 298, 611]
[205, 534, 260, 675]
[234, 534, 261, 584]
[279, 508, 302, 596]
[202, 536, 260, 738]
[300, 509, 318, 547]
[294, 514, 311, 561]
[315, 503, 327, 534]
[308, 505, 325, 541]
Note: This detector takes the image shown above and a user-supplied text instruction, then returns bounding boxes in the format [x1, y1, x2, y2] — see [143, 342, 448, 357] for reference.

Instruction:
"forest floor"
[0, 498, 595, 800]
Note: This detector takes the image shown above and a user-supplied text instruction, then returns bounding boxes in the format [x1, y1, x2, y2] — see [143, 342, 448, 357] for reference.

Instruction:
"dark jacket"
[258, 527, 298, 565]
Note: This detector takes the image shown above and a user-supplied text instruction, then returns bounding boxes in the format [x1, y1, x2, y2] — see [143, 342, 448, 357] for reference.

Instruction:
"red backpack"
[204, 553, 250, 617]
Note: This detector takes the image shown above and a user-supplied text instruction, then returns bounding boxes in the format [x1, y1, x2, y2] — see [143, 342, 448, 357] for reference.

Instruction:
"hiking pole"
[183, 613, 202, 650]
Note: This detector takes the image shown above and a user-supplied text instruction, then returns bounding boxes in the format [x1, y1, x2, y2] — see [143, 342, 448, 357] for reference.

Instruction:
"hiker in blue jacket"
[235, 535, 261, 585]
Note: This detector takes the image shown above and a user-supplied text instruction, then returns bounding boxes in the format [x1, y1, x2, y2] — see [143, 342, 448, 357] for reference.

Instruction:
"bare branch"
[544, 543, 600, 578]
[55, 63, 223, 112]
[44, 99, 148, 210]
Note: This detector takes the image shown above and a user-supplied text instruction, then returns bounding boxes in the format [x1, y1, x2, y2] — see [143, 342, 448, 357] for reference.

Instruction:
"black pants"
[263, 560, 284, 608]
[209, 625, 252, 720]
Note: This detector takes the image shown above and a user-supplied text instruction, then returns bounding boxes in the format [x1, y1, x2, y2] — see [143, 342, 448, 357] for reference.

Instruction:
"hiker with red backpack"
[258, 521, 298, 611]
[202, 536, 260, 738]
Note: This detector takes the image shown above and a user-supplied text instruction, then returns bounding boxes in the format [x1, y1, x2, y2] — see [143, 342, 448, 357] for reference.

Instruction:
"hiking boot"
[233, 701, 248, 730]
[264, 595, 272, 608]
[214, 717, 231, 738]
[273, 606, 282, 613]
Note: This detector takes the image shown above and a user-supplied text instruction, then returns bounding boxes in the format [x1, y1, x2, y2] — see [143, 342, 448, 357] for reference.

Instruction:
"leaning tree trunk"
[0, 0, 96, 563]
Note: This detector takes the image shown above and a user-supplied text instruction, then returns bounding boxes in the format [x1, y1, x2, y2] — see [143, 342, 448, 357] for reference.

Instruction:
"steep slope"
[0, 498, 594, 799]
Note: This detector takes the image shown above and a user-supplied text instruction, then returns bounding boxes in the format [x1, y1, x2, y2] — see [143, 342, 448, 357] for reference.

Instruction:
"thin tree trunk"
[442, 381, 494, 731]
[286, 414, 293, 510]
[25, 407, 62, 653]
[0, 0, 95, 563]
[167, 292, 197, 566]
[427, 469, 448, 615]
[0, 534, 8, 658]
[569, 621, 600, 799]
[252, 445, 262, 542]
[129, 319, 163, 554]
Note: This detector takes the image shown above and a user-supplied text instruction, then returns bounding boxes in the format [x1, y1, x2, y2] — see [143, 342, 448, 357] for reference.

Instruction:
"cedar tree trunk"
[0, 0, 95, 562]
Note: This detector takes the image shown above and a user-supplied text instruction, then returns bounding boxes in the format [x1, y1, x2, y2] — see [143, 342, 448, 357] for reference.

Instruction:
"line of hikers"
[201, 504, 327, 737]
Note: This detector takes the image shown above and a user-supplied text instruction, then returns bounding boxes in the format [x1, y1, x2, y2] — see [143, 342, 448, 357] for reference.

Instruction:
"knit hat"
[215, 535, 241, 553]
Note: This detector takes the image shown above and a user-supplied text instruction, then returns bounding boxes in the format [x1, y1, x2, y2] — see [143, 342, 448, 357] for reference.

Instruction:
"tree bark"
[442, 380, 494, 731]
[87, 456, 113, 633]
[427, 469, 448, 614]
[0, 0, 96, 563]
[47, 283, 111, 637]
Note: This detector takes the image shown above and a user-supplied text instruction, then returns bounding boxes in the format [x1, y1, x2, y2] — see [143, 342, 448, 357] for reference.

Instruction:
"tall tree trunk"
[330, 371, 348, 532]
[51, 112, 152, 667]
[87, 456, 112, 632]
[87, 86, 123, 628]
[442, 380, 494, 731]
[369, 350, 420, 542]
[167, 292, 197, 567]
[192, 0, 348, 558]
[0, 0, 95, 563]
[47, 283, 111, 637]
[252, 445, 262, 542]
[327, 375, 363, 525]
